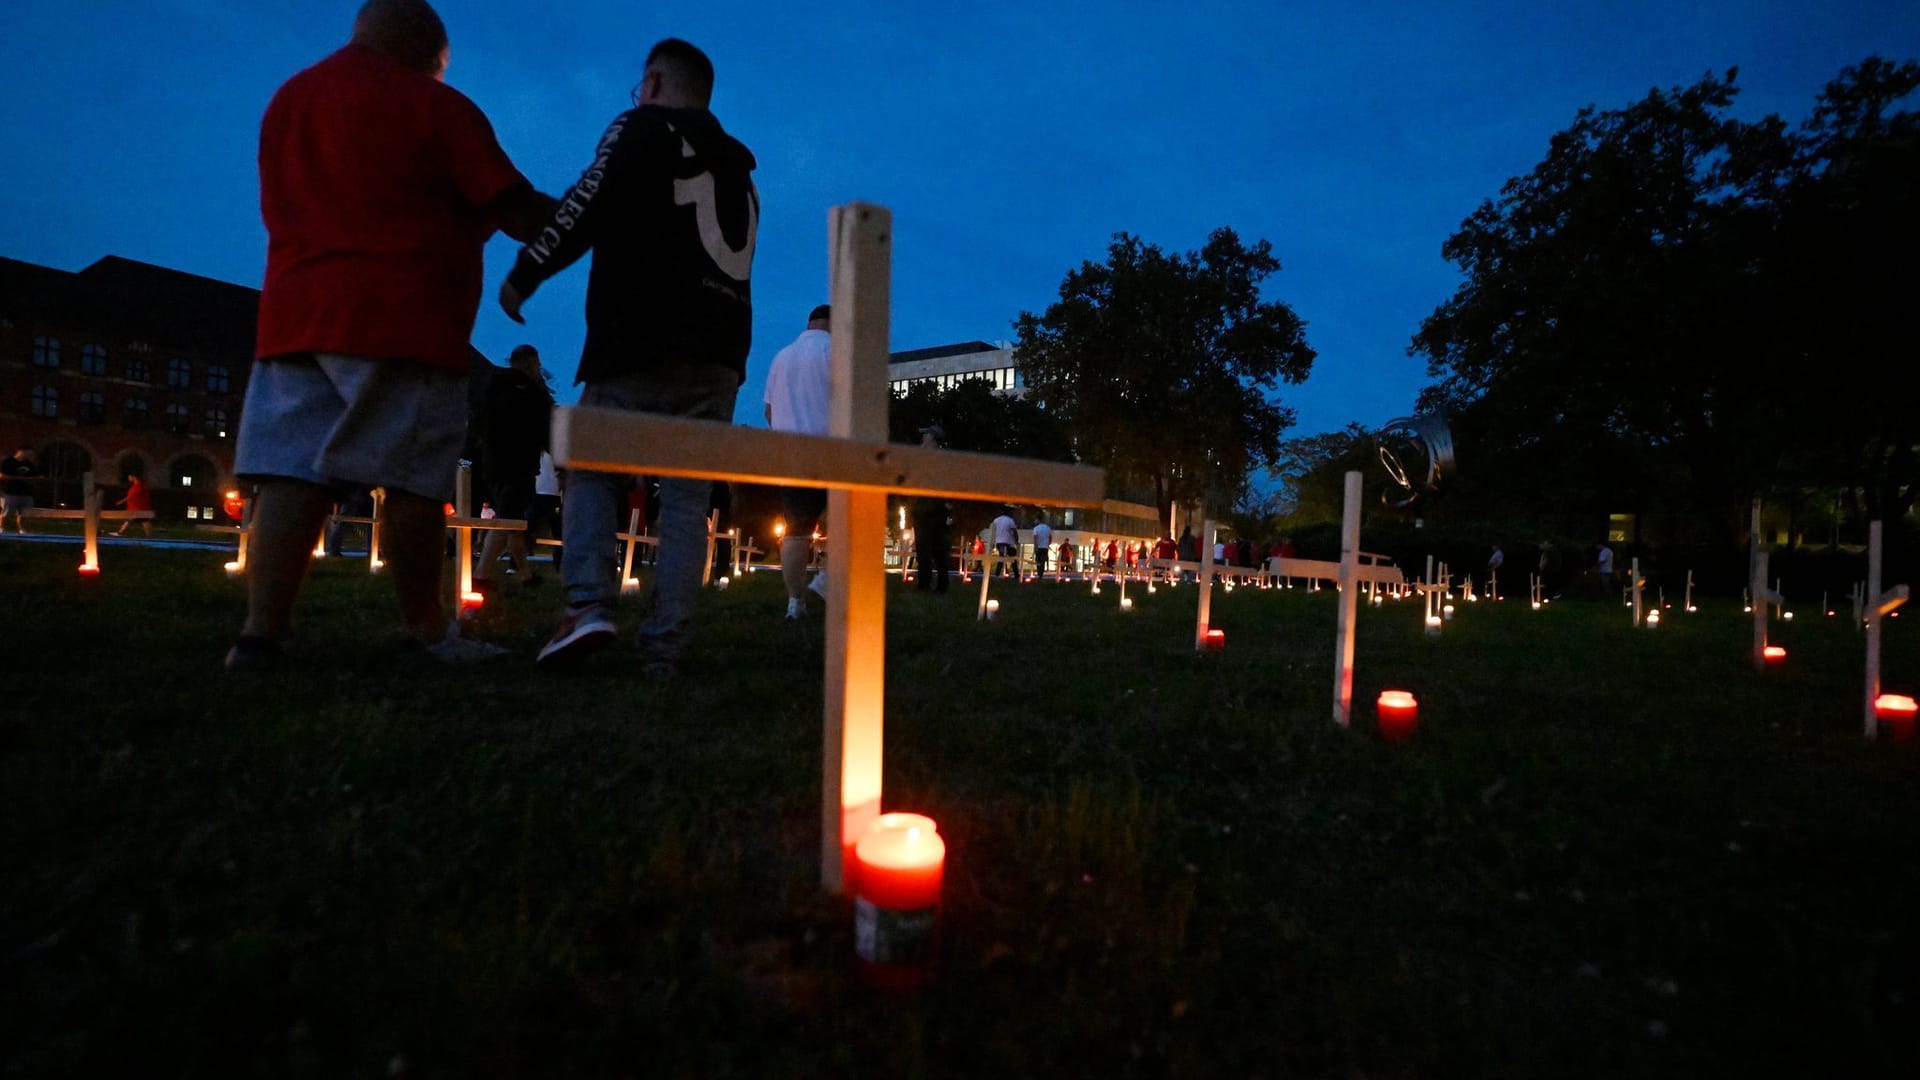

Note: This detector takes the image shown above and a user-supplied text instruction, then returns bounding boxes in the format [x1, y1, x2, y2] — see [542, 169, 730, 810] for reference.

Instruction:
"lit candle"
[1119, 597, 1133, 611]
[1204, 628, 1225, 652]
[1783, 611, 1795, 622]
[1875, 694, 1918, 743]
[78, 564, 101, 578]
[460, 590, 484, 610]
[1442, 603, 1454, 621]
[223, 560, 243, 576]
[985, 598, 1000, 618]
[853, 816, 945, 989]
[716, 576, 730, 590]
[1425, 615, 1442, 636]
[621, 577, 641, 594]
[1763, 645, 1787, 668]
[1645, 610, 1660, 628]
[1376, 690, 1418, 742]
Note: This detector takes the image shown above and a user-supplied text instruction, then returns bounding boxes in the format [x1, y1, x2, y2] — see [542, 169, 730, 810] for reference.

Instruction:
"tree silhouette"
[1014, 229, 1315, 526]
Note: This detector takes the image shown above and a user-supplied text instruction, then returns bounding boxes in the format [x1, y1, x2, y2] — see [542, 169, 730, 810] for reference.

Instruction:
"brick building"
[1, 254, 258, 520]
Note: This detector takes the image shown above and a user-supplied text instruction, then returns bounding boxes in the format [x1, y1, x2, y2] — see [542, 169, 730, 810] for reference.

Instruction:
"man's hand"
[499, 279, 527, 324]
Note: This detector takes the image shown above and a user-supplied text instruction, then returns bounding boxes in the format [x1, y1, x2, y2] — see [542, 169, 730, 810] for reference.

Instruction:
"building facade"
[887, 340, 1022, 396]
[1, 255, 259, 520]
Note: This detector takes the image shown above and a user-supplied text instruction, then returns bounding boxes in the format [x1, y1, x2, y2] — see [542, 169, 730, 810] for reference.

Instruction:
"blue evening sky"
[2, 1, 1914, 440]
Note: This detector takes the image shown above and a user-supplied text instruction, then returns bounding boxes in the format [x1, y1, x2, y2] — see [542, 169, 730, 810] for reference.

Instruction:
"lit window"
[166, 402, 189, 434]
[204, 406, 229, 439]
[80, 344, 107, 375]
[205, 365, 229, 393]
[125, 357, 150, 383]
[78, 392, 106, 424]
[32, 336, 61, 367]
[186, 505, 200, 519]
[32, 384, 57, 417]
[181, 475, 193, 488]
[167, 358, 192, 389]
[124, 397, 149, 428]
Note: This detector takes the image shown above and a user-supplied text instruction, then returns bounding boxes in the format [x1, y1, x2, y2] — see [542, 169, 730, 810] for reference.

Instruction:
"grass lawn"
[4, 534, 1918, 1078]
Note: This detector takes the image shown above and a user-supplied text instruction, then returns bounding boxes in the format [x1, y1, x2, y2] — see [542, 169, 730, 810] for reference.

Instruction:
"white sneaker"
[808, 571, 827, 598]
[786, 597, 805, 619]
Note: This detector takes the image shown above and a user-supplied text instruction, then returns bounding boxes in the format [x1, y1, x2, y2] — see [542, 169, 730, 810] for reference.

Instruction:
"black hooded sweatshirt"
[506, 105, 757, 385]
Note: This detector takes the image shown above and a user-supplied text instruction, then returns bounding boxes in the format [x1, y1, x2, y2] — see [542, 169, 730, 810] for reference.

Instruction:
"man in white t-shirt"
[763, 304, 832, 618]
[1031, 516, 1052, 578]
[990, 509, 1018, 577]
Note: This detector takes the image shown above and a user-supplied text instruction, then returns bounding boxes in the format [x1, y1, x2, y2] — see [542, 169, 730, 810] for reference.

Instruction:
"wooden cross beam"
[550, 203, 1105, 892]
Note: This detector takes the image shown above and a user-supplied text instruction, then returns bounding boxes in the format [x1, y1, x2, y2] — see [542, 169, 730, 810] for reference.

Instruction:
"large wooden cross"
[550, 203, 1106, 891]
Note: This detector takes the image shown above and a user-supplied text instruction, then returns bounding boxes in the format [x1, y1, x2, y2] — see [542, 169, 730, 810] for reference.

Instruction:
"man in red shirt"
[227, 0, 553, 670]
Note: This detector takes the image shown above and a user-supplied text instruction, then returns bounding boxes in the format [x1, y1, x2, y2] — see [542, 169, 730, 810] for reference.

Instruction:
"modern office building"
[887, 340, 1022, 396]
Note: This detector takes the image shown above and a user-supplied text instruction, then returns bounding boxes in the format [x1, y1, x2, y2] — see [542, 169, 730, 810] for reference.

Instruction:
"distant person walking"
[504, 38, 760, 674]
[3, 447, 40, 533]
[1595, 541, 1615, 594]
[763, 304, 831, 618]
[1031, 516, 1051, 578]
[227, 0, 554, 671]
[990, 509, 1018, 577]
[112, 473, 152, 537]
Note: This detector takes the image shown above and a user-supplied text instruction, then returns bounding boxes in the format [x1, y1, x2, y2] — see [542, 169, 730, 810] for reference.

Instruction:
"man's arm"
[501, 113, 640, 323]
[488, 183, 561, 245]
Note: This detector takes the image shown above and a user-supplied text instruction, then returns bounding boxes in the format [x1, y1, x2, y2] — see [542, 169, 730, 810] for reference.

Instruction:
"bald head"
[353, 0, 449, 77]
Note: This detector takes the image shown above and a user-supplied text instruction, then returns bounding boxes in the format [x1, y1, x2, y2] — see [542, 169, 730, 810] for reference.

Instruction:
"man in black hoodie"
[501, 38, 758, 673]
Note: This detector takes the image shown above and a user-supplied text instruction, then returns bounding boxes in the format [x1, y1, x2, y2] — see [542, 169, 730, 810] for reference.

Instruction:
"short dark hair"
[353, 0, 448, 74]
[645, 38, 714, 104]
[808, 304, 831, 324]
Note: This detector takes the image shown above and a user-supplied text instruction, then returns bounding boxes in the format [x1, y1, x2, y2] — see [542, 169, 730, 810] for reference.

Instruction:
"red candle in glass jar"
[853, 816, 944, 989]
[1376, 690, 1418, 743]
[1204, 629, 1226, 652]
[1875, 694, 1918, 743]
[78, 564, 101, 578]
[1763, 645, 1787, 669]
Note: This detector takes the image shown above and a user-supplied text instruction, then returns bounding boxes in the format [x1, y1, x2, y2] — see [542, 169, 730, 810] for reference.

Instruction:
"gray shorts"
[0, 493, 33, 517]
[235, 353, 468, 503]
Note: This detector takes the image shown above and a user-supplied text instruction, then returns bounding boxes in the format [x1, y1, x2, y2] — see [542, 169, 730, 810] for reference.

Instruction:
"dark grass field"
[4, 533, 1919, 1078]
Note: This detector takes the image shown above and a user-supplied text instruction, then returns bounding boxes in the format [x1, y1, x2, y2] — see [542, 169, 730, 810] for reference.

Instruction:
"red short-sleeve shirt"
[256, 44, 526, 370]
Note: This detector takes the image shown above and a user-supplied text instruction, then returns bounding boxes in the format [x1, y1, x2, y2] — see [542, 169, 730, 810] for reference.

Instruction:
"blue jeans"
[561, 366, 740, 660]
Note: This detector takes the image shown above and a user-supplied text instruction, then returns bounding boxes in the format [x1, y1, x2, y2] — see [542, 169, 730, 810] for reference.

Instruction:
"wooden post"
[1193, 520, 1218, 650]
[822, 202, 891, 893]
[1684, 569, 1695, 612]
[1749, 498, 1783, 670]
[621, 509, 644, 593]
[976, 555, 995, 620]
[1631, 557, 1643, 627]
[1864, 521, 1912, 738]
[455, 464, 474, 604]
[80, 471, 100, 572]
[1332, 471, 1362, 727]
[368, 487, 386, 572]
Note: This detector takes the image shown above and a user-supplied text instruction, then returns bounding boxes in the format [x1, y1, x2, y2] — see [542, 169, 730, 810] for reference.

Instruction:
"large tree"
[1013, 229, 1316, 526]
[1411, 59, 1920, 545]
[886, 376, 1074, 460]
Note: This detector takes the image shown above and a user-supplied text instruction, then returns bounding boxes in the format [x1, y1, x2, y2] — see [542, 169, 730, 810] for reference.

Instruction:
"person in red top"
[226, 0, 554, 671]
[112, 472, 152, 537]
